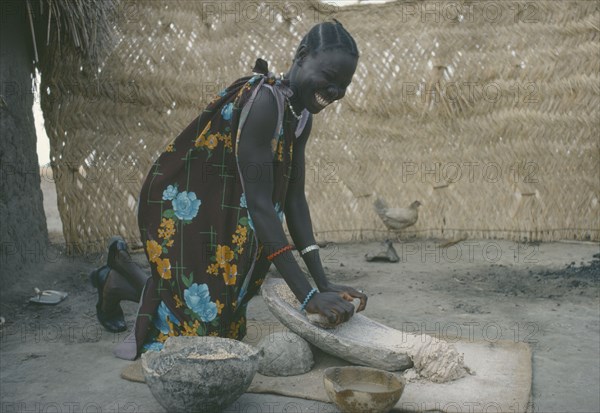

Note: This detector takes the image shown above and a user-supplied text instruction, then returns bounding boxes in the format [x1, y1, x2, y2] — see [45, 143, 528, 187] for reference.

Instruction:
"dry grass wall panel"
[40, 0, 600, 252]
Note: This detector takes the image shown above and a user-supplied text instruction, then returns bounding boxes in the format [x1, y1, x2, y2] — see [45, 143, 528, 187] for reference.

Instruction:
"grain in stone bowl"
[274, 283, 302, 307]
[142, 336, 260, 412]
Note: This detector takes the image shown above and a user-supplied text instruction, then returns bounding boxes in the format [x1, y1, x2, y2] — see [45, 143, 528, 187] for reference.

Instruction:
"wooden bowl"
[323, 366, 405, 413]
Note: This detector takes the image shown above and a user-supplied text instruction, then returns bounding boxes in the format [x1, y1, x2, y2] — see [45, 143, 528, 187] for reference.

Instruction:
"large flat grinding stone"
[261, 276, 413, 371]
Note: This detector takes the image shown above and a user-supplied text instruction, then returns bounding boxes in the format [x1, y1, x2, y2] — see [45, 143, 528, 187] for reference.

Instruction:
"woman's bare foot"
[89, 265, 126, 333]
[100, 268, 139, 314]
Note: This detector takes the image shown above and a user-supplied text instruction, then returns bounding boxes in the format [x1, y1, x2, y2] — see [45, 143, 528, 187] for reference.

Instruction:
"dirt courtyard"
[1, 234, 598, 412]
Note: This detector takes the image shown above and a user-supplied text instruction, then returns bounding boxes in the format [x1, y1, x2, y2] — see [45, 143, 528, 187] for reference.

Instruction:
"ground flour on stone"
[271, 282, 469, 383]
[187, 351, 238, 360]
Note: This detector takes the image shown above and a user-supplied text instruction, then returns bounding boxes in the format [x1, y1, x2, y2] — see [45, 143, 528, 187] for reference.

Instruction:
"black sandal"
[89, 265, 127, 333]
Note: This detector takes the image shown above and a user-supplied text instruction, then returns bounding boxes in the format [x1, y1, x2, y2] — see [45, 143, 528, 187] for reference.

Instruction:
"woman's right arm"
[237, 88, 355, 325]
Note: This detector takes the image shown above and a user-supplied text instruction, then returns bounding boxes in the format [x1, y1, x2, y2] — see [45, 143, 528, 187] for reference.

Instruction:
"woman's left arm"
[284, 116, 367, 311]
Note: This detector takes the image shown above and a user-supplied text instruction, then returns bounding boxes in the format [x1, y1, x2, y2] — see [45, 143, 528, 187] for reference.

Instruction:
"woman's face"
[292, 48, 358, 114]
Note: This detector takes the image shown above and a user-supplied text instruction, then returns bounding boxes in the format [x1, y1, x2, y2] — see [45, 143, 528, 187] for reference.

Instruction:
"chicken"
[374, 198, 421, 231]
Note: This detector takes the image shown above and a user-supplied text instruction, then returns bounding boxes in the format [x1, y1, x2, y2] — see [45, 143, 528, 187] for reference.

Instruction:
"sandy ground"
[39, 166, 65, 245]
[0, 178, 598, 412]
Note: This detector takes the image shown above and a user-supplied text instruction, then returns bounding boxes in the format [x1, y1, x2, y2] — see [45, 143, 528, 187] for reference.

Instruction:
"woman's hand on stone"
[304, 291, 356, 326]
[320, 283, 368, 312]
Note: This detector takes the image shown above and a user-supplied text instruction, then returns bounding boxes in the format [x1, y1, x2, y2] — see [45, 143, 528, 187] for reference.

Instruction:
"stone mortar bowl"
[323, 366, 405, 413]
[141, 336, 261, 412]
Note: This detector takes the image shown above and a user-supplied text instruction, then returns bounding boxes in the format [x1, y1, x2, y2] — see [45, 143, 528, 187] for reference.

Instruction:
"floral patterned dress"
[114, 60, 310, 360]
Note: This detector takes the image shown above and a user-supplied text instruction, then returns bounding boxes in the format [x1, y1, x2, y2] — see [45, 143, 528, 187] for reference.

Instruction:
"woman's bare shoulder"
[239, 86, 279, 139]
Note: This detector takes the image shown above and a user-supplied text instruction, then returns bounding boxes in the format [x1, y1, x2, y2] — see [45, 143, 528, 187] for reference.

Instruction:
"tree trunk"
[0, 2, 49, 287]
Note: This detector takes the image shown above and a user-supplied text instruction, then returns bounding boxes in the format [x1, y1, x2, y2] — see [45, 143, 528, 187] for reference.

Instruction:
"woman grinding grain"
[89, 20, 368, 359]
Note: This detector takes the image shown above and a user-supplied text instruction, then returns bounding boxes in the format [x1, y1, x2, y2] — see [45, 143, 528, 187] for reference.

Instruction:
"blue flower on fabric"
[184, 283, 217, 322]
[162, 185, 178, 201]
[218, 88, 228, 97]
[172, 191, 201, 221]
[154, 301, 180, 334]
[248, 75, 260, 85]
[143, 341, 164, 352]
[221, 102, 233, 121]
[247, 213, 255, 231]
[274, 202, 284, 223]
[240, 194, 255, 231]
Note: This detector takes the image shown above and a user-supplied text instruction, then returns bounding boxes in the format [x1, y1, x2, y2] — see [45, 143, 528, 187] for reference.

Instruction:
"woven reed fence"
[40, 0, 600, 253]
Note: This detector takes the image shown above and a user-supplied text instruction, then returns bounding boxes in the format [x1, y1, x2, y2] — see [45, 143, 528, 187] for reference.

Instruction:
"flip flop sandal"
[89, 265, 127, 333]
[29, 288, 68, 305]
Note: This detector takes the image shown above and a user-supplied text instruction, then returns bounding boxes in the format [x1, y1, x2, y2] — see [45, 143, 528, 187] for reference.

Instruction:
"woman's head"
[288, 20, 359, 114]
[294, 19, 359, 60]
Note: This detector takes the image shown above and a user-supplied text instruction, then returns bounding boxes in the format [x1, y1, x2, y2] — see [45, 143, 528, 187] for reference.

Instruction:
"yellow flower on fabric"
[165, 143, 175, 152]
[216, 245, 234, 267]
[158, 218, 175, 239]
[215, 299, 224, 315]
[207, 263, 219, 276]
[146, 240, 162, 263]
[209, 331, 219, 337]
[223, 263, 237, 286]
[156, 258, 172, 280]
[277, 139, 284, 162]
[195, 135, 206, 148]
[182, 320, 201, 336]
[167, 319, 177, 333]
[219, 133, 232, 150]
[232, 225, 247, 247]
[195, 122, 212, 148]
[157, 331, 176, 343]
[173, 294, 184, 308]
[161, 217, 175, 230]
[205, 134, 219, 150]
[166, 239, 174, 247]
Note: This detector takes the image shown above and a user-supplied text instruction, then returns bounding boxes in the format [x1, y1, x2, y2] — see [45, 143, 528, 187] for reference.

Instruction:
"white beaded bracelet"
[299, 244, 319, 256]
